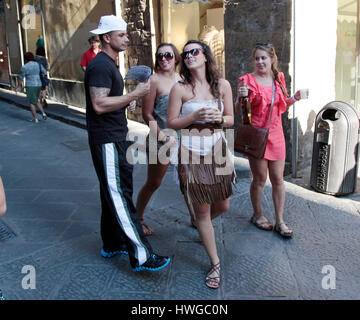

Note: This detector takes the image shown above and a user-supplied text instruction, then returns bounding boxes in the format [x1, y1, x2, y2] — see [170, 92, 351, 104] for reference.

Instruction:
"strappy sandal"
[205, 262, 221, 289]
[274, 222, 293, 238]
[140, 220, 154, 236]
[250, 215, 273, 231]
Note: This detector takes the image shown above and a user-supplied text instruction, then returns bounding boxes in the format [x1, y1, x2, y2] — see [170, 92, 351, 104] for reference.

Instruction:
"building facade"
[0, 0, 359, 172]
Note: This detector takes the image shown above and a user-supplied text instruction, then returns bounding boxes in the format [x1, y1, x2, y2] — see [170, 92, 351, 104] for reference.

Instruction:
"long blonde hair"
[252, 44, 288, 96]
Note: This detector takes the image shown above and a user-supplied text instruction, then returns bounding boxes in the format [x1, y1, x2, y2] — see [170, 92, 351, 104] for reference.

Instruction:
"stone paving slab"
[5, 177, 96, 191]
[34, 190, 100, 205]
[288, 256, 360, 300]
[0, 220, 16, 241]
[224, 253, 298, 298]
[169, 271, 221, 300]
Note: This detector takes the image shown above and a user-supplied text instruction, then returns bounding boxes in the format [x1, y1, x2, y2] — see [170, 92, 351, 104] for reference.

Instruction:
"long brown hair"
[180, 40, 221, 98]
[154, 43, 180, 72]
[252, 44, 288, 96]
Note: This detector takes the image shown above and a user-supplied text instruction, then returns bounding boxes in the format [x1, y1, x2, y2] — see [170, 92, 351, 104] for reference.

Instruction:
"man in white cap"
[85, 15, 170, 272]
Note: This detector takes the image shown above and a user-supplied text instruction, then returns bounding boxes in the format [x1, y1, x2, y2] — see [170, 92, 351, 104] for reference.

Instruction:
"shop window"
[335, 0, 359, 108]
[19, 0, 44, 55]
[0, 0, 10, 83]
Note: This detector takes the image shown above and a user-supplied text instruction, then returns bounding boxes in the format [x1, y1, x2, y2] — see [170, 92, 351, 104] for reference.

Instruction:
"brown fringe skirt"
[177, 135, 234, 207]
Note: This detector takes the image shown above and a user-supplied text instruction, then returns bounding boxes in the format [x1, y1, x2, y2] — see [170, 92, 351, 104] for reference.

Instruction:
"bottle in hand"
[239, 80, 251, 124]
[241, 97, 251, 124]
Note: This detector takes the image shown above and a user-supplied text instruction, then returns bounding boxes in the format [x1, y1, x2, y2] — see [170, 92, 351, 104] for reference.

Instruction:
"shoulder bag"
[234, 81, 275, 159]
[37, 62, 49, 89]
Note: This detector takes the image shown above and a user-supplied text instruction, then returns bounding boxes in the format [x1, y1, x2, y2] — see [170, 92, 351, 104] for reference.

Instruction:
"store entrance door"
[0, 0, 10, 85]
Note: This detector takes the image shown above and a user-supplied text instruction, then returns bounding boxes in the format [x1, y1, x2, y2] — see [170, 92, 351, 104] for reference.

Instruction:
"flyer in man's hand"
[124, 65, 152, 82]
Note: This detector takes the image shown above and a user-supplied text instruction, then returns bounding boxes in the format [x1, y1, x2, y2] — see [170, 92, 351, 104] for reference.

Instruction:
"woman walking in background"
[16, 52, 47, 123]
[136, 43, 181, 236]
[167, 40, 234, 289]
[236, 43, 306, 238]
[34, 46, 50, 108]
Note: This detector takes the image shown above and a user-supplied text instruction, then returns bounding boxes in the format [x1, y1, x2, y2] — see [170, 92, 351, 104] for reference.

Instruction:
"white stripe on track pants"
[89, 141, 152, 268]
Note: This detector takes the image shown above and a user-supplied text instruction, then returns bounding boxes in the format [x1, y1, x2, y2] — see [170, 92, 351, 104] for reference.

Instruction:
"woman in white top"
[167, 40, 234, 289]
[136, 43, 180, 235]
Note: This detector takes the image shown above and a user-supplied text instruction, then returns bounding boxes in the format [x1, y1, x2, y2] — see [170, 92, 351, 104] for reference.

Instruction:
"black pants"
[89, 141, 152, 268]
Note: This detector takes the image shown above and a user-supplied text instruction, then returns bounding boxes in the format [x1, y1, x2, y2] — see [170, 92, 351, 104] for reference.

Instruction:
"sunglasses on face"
[255, 43, 272, 48]
[156, 52, 174, 61]
[255, 43, 273, 48]
[181, 48, 203, 59]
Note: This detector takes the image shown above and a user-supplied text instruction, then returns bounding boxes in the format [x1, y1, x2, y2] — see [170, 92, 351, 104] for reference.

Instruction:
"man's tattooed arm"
[90, 87, 110, 100]
[89, 86, 115, 115]
[89, 81, 149, 114]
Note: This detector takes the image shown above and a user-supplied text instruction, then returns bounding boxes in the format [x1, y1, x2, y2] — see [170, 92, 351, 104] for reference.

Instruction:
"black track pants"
[89, 141, 153, 268]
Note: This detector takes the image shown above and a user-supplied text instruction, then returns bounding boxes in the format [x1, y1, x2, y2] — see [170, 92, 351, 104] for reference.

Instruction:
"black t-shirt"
[85, 51, 127, 145]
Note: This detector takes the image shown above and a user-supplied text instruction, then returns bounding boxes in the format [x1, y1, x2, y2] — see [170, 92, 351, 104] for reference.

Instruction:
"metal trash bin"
[310, 101, 360, 195]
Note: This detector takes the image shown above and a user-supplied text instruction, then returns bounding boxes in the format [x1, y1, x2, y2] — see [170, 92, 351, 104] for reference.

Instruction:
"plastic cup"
[300, 88, 309, 99]
[204, 107, 216, 123]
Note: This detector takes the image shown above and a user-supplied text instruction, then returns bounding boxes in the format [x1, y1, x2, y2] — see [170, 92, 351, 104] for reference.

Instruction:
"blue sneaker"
[132, 253, 170, 272]
[101, 248, 128, 258]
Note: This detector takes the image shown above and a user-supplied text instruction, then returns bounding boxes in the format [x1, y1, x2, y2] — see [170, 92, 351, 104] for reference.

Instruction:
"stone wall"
[4, 0, 22, 74]
[43, 0, 114, 82]
[122, 0, 152, 123]
[224, 0, 293, 163]
[48, 79, 85, 108]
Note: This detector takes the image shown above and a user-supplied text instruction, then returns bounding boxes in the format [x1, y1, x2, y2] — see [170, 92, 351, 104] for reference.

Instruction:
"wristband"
[292, 94, 299, 101]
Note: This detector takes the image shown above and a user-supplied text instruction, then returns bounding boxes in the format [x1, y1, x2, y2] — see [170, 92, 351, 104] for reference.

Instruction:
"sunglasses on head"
[255, 43, 273, 48]
[181, 48, 203, 59]
[156, 52, 174, 61]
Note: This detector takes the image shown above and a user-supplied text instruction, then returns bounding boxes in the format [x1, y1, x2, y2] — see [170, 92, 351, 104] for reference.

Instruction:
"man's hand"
[128, 100, 137, 113]
[133, 79, 151, 98]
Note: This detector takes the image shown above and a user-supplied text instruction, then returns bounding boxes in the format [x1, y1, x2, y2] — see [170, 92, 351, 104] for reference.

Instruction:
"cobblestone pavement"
[1, 90, 360, 300]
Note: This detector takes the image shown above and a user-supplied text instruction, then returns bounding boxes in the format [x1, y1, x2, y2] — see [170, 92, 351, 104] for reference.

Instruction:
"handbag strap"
[37, 62, 42, 77]
[267, 80, 276, 130]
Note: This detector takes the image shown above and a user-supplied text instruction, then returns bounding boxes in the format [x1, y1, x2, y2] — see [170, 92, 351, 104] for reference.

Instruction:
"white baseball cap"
[90, 15, 127, 34]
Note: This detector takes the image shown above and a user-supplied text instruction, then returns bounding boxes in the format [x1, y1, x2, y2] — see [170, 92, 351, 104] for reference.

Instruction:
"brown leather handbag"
[234, 81, 275, 159]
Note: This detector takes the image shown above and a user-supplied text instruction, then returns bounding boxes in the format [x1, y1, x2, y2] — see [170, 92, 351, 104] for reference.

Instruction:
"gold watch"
[220, 116, 227, 125]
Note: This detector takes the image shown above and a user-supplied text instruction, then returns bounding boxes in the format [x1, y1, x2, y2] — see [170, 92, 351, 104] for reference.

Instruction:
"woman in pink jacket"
[236, 43, 306, 238]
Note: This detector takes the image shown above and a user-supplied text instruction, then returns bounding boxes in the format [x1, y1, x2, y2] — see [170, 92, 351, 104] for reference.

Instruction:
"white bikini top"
[179, 99, 227, 156]
[180, 99, 224, 124]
